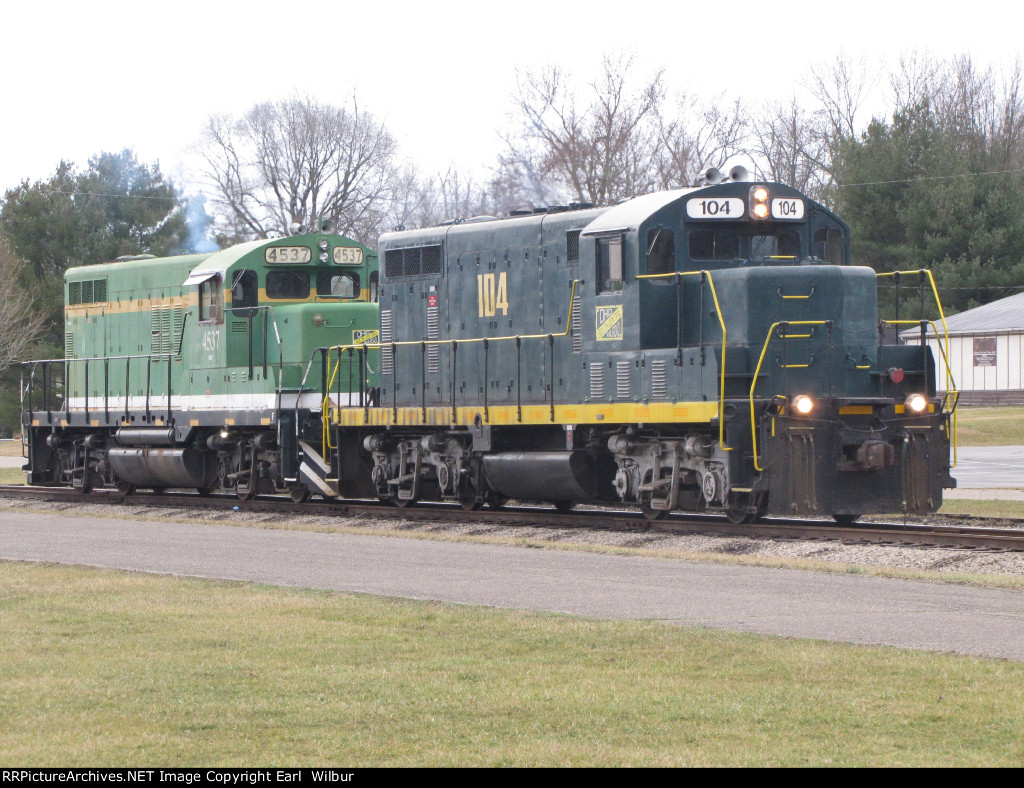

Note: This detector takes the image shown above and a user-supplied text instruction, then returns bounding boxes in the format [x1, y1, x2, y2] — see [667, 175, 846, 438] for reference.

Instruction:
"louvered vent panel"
[426, 306, 440, 373]
[380, 310, 394, 376]
[93, 279, 107, 302]
[616, 361, 631, 399]
[589, 365, 604, 399]
[571, 293, 582, 352]
[65, 330, 75, 359]
[170, 305, 183, 354]
[651, 360, 668, 400]
[81, 281, 94, 304]
[68, 282, 81, 305]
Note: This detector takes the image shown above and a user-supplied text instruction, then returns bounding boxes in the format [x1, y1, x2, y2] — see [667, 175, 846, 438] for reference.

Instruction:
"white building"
[901, 291, 1024, 405]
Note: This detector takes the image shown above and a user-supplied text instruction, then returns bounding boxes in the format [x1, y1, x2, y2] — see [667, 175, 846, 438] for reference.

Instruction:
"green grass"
[1, 562, 1023, 767]
[0, 439, 23, 457]
[0, 468, 24, 484]
[939, 498, 1024, 519]
[955, 406, 1024, 446]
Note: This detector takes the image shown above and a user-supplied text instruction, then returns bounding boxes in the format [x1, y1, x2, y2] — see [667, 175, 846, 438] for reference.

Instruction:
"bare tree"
[496, 54, 664, 207]
[807, 53, 872, 145]
[0, 241, 47, 378]
[652, 92, 747, 189]
[748, 97, 828, 197]
[386, 166, 497, 231]
[197, 94, 401, 244]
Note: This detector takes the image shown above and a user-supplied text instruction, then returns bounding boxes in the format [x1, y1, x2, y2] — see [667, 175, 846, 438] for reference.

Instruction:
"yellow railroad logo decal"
[353, 329, 379, 345]
[595, 305, 624, 341]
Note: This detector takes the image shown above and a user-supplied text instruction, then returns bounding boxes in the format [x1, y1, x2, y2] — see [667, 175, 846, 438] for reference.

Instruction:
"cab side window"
[646, 228, 675, 275]
[230, 270, 258, 309]
[597, 236, 624, 293]
[199, 276, 223, 323]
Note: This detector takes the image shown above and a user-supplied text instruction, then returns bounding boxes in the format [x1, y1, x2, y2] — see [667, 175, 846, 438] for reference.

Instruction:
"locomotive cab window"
[597, 236, 624, 293]
[230, 270, 258, 309]
[646, 228, 675, 275]
[814, 227, 843, 263]
[689, 229, 739, 261]
[317, 270, 359, 299]
[750, 229, 801, 259]
[266, 270, 310, 299]
[198, 276, 223, 323]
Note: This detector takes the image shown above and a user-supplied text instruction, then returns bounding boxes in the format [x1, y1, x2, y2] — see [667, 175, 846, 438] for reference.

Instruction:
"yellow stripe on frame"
[331, 401, 721, 428]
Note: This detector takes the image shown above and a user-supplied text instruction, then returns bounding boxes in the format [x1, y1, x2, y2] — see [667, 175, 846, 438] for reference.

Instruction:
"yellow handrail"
[749, 321, 830, 472]
[636, 270, 730, 451]
[320, 280, 580, 439]
[876, 270, 953, 393]
[880, 319, 960, 468]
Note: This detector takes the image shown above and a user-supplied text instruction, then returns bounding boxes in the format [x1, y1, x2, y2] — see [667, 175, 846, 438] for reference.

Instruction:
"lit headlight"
[905, 393, 928, 413]
[750, 185, 770, 219]
[792, 394, 814, 415]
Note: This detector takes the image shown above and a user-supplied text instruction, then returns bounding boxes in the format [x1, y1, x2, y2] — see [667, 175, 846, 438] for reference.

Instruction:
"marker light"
[905, 393, 928, 413]
[792, 395, 814, 415]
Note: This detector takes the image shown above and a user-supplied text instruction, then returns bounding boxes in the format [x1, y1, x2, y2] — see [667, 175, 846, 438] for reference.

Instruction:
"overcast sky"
[4, 0, 1022, 197]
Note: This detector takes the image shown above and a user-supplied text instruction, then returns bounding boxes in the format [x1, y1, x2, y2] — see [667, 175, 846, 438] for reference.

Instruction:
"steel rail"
[1, 486, 1022, 552]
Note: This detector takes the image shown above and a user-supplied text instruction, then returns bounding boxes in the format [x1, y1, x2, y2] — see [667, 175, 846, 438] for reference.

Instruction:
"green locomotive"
[328, 175, 956, 521]
[22, 231, 379, 500]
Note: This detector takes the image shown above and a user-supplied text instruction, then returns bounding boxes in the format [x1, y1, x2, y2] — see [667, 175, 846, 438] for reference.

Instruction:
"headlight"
[905, 393, 928, 413]
[750, 185, 770, 219]
[792, 394, 814, 415]
[318, 239, 330, 251]
[318, 252, 330, 263]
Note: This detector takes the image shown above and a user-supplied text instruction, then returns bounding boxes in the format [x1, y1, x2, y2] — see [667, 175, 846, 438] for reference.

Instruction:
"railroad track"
[1, 484, 1022, 552]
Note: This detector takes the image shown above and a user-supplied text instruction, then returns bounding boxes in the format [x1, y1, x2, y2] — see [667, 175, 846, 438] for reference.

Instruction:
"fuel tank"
[107, 447, 217, 489]
[482, 451, 598, 502]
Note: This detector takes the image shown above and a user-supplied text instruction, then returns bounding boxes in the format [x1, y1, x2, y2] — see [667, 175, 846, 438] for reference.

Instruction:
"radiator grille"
[589, 365, 604, 399]
[426, 305, 440, 373]
[651, 360, 668, 399]
[380, 310, 394, 376]
[616, 361, 631, 399]
[571, 293, 582, 352]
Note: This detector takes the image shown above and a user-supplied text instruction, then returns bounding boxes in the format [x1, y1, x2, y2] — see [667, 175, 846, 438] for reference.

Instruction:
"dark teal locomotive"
[332, 177, 956, 521]
[22, 230, 379, 500]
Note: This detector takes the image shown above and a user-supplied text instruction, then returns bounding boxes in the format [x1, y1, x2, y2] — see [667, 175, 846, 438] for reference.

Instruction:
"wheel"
[150, 487, 167, 495]
[640, 492, 667, 521]
[485, 493, 508, 511]
[553, 500, 575, 513]
[726, 508, 758, 525]
[116, 480, 135, 496]
[196, 487, 212, 497]
[833, 513, 862, 525]
[289, 486, 311, 503]
[460, 497, 482, 511]
[77, 471, 103, 494]
[394, 495, 417, 508]
[235, 478, 258, 501]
